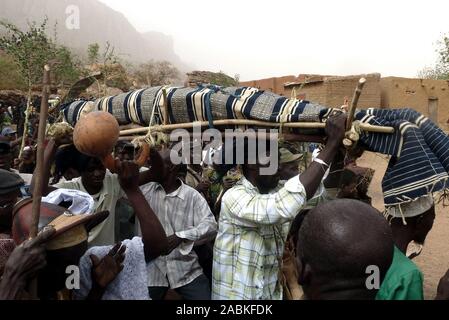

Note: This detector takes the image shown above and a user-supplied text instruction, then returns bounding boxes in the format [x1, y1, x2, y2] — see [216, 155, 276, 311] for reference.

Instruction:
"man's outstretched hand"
[325, 111, 347, 147]
[0, 226, 56, 300]
[165, 234, 183, 255]
[90, 242, 126, 289]
[116, 160, 140, 193]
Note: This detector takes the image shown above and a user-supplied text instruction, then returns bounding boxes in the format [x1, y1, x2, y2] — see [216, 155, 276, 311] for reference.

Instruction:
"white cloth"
[312, 148, 330, 180]
[138, 180, 217, 288]
[74, 237, 151, 300]
[387, 195, 434, 218]
[42, 189, 94, 215]
[54, 171, 125, 247]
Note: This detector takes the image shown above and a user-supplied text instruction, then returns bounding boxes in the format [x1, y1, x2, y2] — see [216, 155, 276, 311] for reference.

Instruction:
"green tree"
[87, 42, 131, 95]
[0, 18, 82, 153]
[87, 43, 100, 65]
[0, 52, 26, 90]
[418, 34, 449, 79]
[0, 19, 54, 90]
[135, 60, 180, 87]
[53, 46, 82, 87]
[0, 18, 82, 88]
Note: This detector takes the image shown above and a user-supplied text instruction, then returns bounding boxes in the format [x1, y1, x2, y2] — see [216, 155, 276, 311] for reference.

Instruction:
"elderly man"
[212, 112, 347, 300]
[139, 148, 218, 300]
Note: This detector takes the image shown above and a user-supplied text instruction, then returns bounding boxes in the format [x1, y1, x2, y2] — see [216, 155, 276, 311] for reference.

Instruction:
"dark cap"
[0, 169, 24, 195]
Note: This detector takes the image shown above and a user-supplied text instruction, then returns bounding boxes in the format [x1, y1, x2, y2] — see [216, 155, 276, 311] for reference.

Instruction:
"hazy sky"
[99, 0, 448, 81]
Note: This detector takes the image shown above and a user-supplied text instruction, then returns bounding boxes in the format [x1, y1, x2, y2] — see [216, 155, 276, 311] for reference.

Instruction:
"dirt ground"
[358, 152, 449, 299]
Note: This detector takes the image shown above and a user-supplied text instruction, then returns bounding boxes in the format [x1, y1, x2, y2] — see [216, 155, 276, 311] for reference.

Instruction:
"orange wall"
[241, 74, 449, 129]
[239, 75, 297, 96]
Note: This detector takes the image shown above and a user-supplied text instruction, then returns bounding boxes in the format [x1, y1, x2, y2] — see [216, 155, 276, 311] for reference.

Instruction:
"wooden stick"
[162, 88, 169, 125]
[119, 132, 326, 143]
[119, 119, 394, 135]
[119, 123, 144, 131]
[346, 78, 366, 131]
[29, 65, 51, 238]
[18, 88, 33, 159]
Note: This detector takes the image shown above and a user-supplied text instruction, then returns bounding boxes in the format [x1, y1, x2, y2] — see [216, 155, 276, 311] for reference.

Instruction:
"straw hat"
[12, 198, 108, 250]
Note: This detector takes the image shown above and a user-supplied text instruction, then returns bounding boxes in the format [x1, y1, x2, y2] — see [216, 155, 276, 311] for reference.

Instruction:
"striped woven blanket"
[61, 86, 449, 207]
[62, 86, 331, 126]
[356, 108, 449, 206]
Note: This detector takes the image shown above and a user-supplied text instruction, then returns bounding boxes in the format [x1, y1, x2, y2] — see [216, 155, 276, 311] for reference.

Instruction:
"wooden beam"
[119, 119, 394, 136]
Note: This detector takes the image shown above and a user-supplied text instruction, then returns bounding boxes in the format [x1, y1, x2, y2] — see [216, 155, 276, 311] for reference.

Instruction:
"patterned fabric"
[212, 175, 325, 300]
[139, 180, 217, 289]
[62, 86, 330, 126]
[62, 85, 449, 208]
[356, 108, 449, 206]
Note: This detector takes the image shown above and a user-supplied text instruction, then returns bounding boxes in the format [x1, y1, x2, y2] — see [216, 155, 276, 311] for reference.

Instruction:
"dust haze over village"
[2, 0, 449, 305]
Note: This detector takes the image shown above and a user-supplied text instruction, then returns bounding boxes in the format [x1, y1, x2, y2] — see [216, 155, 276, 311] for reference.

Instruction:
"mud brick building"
[240, 74, 449, 129]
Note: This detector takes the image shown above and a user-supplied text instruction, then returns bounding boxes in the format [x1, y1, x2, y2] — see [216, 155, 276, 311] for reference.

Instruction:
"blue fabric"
[356, 108, 449, 205]
[61, 86, 449, 207]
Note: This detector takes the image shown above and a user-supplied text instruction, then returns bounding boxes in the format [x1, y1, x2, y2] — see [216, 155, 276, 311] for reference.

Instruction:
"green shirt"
[376, 246, 424, 300]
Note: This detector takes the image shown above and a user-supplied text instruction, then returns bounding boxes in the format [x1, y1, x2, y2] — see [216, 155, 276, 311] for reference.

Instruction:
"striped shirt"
[139, 180, 217, 288]
[212, 175, 325, 300]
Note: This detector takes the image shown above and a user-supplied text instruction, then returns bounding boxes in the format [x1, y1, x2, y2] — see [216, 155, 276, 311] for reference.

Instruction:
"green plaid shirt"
[212, 175, 325, 300]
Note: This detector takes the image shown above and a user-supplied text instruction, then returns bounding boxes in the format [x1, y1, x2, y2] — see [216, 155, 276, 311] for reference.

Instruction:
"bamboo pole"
[18, 87, 33, 159]
[346, 78, 366, 131]
[119, 132, 326, 143]
[119, 119, 394, 136]
[162, 88, 169, 125]
[29, 65, 51, 238]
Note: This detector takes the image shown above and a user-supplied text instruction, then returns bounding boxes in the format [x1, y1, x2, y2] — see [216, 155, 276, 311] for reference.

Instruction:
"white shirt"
[387, 195, 434, 218]
[55, 171, 124, 247]
[139, 180, 217, 288]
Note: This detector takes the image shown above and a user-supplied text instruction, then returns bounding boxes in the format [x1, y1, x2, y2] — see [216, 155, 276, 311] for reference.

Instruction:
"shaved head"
[297, 199, 394, 299]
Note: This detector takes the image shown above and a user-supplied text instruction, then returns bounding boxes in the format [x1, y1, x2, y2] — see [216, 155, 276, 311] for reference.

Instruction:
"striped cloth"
[61, 86, 449, 208]
[62, 85, 331, 126]
[356, 108, 449, 206]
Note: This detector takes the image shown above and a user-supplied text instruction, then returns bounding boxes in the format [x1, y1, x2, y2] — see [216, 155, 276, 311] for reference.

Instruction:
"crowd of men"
[1, 109, 449, 300]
